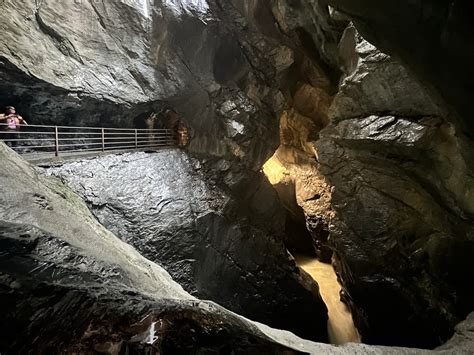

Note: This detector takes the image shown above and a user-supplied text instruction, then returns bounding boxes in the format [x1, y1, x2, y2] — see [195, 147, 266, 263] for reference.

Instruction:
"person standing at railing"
[177, 119, 190, 147]
[0, 106, 28, 148]
[144, 112, 158, 144]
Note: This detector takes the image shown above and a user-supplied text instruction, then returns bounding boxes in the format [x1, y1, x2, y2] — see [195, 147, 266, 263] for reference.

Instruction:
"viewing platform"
[0, 123, 177, 164]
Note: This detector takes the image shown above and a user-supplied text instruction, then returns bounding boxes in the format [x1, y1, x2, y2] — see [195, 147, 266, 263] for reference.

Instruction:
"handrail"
[0, 122, 174, 131]
[0, 123, 177, 159]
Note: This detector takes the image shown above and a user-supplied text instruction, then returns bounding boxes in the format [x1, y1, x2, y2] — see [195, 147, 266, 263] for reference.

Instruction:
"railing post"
[54, 126, 59, 157]
[101, 128, 105, 152]
[135, 129, 138, 149]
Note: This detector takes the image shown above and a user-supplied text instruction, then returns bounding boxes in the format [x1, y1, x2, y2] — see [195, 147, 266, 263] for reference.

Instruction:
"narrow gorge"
[0, 0, 473, 353]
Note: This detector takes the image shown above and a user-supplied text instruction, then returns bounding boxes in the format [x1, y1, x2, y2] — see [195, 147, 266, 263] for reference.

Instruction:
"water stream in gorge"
[295, 255, 361, 345]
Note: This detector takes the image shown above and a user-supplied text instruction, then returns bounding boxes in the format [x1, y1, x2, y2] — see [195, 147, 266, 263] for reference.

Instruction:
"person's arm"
[18, 116, 28, 125]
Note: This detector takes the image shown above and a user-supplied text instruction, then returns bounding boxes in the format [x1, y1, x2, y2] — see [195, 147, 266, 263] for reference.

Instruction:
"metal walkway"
[0, 123, 177, 163]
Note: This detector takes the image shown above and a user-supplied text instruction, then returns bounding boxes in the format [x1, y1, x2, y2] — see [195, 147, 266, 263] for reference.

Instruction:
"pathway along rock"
[295, 255, 361, 345]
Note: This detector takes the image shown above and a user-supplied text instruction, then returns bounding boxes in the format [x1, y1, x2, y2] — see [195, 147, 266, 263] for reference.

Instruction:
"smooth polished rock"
[330, 27, 445, 121]
[325, 0, 474, 135]
[316, 113, 474, 348]
[45, 149, 329, 342]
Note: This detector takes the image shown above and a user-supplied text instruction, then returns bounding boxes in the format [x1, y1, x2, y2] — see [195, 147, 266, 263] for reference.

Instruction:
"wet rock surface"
[6, 143, 474, 354]
[0, 0, 344, 343]
[325, 0, 474, 135]
[0, 0, 340, 170]
[317, 115, 474, 348]
[315, 32, 474, 347]
[0, 0, 343, 345]
[0, 141, 287, 352]
[264, 26, 474, 348]
[1, 0, 474, 351]
[0, 0, 281, 163]
[45, 150, 329, 342]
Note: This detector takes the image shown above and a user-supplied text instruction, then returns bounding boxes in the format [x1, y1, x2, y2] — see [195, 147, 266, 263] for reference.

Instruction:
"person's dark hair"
[5, 106, 15, 111]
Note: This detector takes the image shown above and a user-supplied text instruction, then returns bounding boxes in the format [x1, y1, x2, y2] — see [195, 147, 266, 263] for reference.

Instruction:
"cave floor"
[295, 255, 361, 345]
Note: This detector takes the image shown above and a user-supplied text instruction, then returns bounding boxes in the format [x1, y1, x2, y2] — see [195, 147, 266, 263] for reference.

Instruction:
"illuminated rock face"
[0, 137, 472, 353]
[0, 0, 275, 163]
[264, 25, 474, 348]
[0, 142, 421, 354]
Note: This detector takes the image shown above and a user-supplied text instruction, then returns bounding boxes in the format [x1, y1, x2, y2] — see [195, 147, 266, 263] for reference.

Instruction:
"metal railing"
[0, 123, 177, 159]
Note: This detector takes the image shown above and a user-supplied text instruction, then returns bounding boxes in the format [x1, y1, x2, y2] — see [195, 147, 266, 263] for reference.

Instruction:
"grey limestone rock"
[330, 28, 446, 121]
[45, 149, 329, 342]
[313, 30, 474, 347]
[2, 0, 474, 351]
[5, 143, 474, 353]
[325, 0, 474, 135]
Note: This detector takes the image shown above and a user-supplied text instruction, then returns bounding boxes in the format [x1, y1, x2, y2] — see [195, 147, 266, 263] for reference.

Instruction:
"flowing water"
[295, 255, 361, 345]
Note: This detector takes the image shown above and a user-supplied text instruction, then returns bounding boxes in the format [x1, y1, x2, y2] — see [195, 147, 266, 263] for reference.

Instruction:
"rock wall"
[0, 0, 346, 342]
[44, 150, 328, 342]
[0, 144, 331, 352]
[0, 0, 275, 162]
[325, 0, 474, 135]
[2, 141, 474, 354]
[2, 0, 474, 350]
[268, 24, 474, 347]
[0, 0, 349, 166]
[320, 26, 474, 348]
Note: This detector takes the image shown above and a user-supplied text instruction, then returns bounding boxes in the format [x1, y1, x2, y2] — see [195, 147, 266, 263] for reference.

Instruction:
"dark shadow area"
[213, 35, 249, 84]
[295, 27, 341, 92]
[285, 212, 317, 256]
[0, 57, 160, 129]
[272, 180, 317, 257]
[193, 212, 329, 343]
[133, 111, 154, 129]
